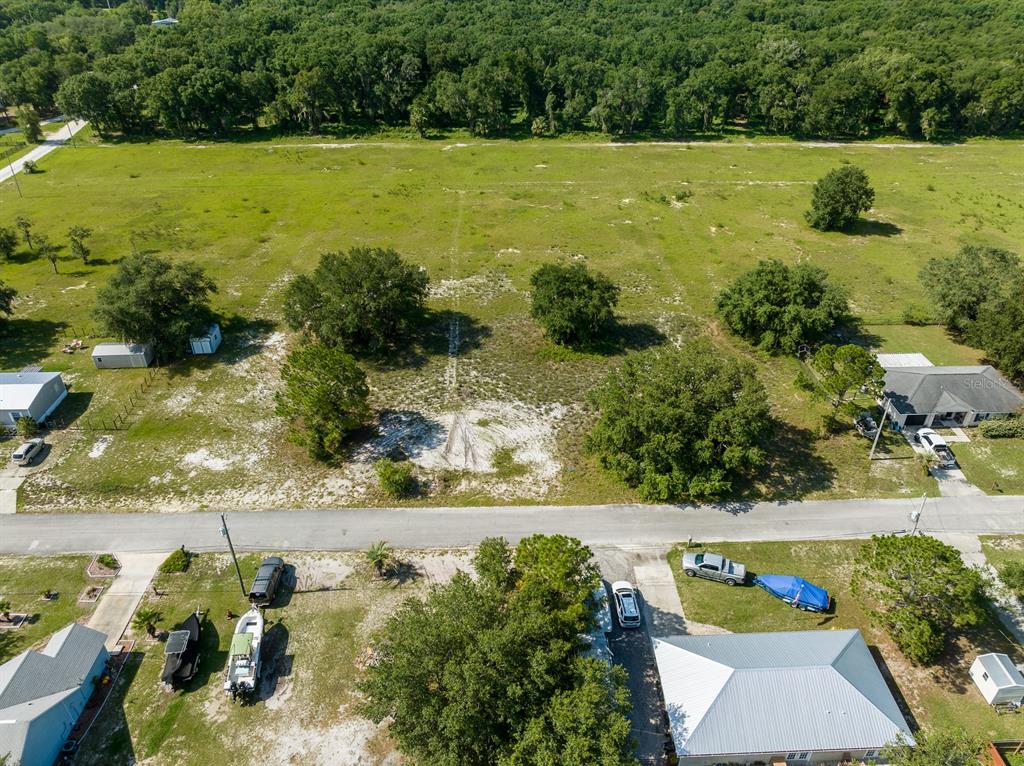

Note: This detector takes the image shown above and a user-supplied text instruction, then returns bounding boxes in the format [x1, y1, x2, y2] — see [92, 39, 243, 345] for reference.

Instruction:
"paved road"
[0, 119, 87, 183]
[2, 495, 1021, 554]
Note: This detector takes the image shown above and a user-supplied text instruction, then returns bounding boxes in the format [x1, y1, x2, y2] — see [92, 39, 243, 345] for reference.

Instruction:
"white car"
[11, 438, 44, 466]
[912, 428, 958, 468]
[611, 581, 641, 629]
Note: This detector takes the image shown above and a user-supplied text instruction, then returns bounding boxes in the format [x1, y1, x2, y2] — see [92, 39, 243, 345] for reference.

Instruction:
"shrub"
[805, 165, 875, 231]
[15, 416, 38, 438]
[901, 304, 933, 325]
[97, 553, 120, 570]
[999, 560, 1024, 600]
[529, 262, 620, 346]
[376, 458, 414, 498]
[22, 159, 38, 174]
[979, 416, 1024, 439]
[159, 548, 191, 574]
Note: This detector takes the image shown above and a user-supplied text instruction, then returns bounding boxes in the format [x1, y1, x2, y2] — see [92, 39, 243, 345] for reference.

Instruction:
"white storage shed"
[970, 653, 1024, 706]
[92, 342, 154, 369]
[189, 323, 222, 355]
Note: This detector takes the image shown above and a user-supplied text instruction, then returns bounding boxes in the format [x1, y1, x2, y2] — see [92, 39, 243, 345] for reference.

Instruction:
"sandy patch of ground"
[88, 435, 113, 459]
[426, 272, 516, 303]
[290, 552, 357, 591]
[163, 385, 198, 415]
[60, 281, 89, 292]
[181, 448, 236, 472]
[257, 714, 394, 766]
[407, 550, 474, 585]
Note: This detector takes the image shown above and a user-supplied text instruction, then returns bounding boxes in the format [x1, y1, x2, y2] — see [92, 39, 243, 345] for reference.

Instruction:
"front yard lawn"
[0, 554, 94, 662]
[955, 438, 1024, 495]
[74, 551, 428, 766]
[668, 540, 1024, 738]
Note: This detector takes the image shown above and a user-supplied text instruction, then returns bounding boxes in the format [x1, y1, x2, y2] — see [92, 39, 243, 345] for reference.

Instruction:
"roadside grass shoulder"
[0, 554, 94, 661]
[668, 540, 1024, 738]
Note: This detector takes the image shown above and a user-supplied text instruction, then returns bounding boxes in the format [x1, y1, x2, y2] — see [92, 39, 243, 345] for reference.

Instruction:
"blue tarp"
[753, 574, 830, 612]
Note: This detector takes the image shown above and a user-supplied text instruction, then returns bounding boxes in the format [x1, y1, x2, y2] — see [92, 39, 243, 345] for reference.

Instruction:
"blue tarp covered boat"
[753, 574, 830, 612]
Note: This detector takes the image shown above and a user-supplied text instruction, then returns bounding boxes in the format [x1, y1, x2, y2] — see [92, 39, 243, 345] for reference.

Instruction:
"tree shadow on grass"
[735, 421, 838, 500]
[568, 320, 668, 357]
[0, 318, 65, 369]
[162, 316, 277, 379]
[846, 219, 903, 237]
[373, 309, 491, 371]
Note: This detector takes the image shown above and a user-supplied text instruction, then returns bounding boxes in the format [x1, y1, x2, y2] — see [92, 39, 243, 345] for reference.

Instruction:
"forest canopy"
[2, 0, 1023, 140]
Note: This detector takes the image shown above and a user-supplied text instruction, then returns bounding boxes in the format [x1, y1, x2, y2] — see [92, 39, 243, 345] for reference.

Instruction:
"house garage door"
[904, 415, 927, 426]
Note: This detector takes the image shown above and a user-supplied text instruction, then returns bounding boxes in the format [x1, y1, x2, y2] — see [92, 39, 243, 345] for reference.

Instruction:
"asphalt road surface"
[2, 495, 1021, 555]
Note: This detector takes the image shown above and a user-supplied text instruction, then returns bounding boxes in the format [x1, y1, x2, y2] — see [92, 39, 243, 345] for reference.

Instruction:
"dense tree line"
[2, 0, 1021, 139]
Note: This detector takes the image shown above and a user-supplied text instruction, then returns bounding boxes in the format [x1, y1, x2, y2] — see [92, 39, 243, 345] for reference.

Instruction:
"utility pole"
[909, 492, 927, 535]
[6, 156, 22, 198]
[868, 400, 891, 461]
[66, 121, 76, 148]
[220, 514, 247, 597]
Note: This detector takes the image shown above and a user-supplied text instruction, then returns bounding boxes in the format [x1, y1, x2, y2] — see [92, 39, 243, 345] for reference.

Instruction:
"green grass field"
[75, 551, 413, 766]
[2, 131, 1022, 510]
[0, 554, 94, 662]
[669, 540, 1024, 738]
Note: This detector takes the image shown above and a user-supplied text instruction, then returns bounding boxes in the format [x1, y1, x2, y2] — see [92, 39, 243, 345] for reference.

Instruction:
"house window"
[864, 751, 878, 759]
[785, 755, 810, 763]
[982, 672, 989, 681]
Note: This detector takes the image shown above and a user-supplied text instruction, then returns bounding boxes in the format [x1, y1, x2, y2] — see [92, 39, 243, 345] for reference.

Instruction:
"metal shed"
[970, 653, 1024, 706]
[189, 323, 222, 355]
[92, 342, 154, 369]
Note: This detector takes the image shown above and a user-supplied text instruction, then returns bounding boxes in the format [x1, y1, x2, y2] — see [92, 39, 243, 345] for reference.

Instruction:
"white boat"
[224, 608, 263, 700]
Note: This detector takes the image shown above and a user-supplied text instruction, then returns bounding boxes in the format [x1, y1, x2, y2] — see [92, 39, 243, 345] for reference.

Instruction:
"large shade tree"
[283, 247, 428, 355]
[805, 165, 875, 231]
[586, 339, 772, 501]
[361, 534, 637, 766]
[852, 534, 986, 664]
[529, 262, 620, 346]
[94, 253, 217, 358]
[919, 245, 1021, 334]
[715, 259, 848, 354]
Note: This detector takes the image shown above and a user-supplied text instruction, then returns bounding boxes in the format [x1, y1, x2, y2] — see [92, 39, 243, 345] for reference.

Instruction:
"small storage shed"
[0, 371, 67, 426]
[970, 653, 1024, 706]
[189, 323, 222, 355]
[92, 342, 154, 369]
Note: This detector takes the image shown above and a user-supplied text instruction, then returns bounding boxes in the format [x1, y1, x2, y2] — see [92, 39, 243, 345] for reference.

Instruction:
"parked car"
[913, 428, 958, 468]
[10, 438, 44, 466]
[611, 581, 641, 629]
[681, 551, 747, 586]
[248, 556, 285, 606]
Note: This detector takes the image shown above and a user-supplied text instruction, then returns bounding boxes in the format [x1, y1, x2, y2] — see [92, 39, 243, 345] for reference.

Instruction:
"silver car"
[11, 438, 44, 466]
[682, 551, 747, 586]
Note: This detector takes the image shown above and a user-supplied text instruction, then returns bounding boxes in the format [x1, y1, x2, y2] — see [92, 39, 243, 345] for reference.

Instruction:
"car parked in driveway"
[611, 581, 642, 629]
[913, 428, 958, 468]
[10, 438, 44, 466]
[681, 551, 747, 586]
[248, 556, 285, 606]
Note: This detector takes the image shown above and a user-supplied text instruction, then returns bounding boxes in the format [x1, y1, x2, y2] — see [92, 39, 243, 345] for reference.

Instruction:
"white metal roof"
[0, 371, 62, 410]
[92, 342, 152, 356]
[654, 630, 913, 756]
[876, 353, 933, 369]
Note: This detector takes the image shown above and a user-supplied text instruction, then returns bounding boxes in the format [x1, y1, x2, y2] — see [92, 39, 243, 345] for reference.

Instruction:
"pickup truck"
[913, 428, 958, 469]
[681, 551, 747, 586]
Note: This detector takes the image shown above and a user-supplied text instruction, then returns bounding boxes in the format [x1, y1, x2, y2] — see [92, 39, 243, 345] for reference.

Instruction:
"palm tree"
[132, 607, 162, 637]
[365, 541, 391, 577]
[0, 598, 11, 622]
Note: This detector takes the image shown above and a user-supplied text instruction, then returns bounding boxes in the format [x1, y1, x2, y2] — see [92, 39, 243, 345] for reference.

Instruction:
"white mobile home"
[92, 342, 154, 369]
[970, 653, 1024, 706]
[0, 371, 67, 426]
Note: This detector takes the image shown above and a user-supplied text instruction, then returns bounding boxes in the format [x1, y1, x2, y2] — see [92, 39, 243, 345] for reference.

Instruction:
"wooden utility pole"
[220, 514, 247, 597]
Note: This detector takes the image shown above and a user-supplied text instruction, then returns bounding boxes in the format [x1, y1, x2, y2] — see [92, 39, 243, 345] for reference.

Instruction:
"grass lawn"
[2, 134, 1022, 510]
[0, 554, 95, 662]
[668, 540, 1024, 738]
[75, 550, 426, 766]
[980, 534, 1024, 571]
[955, 438, 1024, 495]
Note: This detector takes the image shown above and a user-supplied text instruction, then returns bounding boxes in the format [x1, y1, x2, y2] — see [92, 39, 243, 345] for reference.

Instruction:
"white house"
[970, 653, 1024, 706]
[881, 364, 1023, 429]
[0, 371, 67, 427]
[653, 630, 913, 765]
[0, 623, 109, 766]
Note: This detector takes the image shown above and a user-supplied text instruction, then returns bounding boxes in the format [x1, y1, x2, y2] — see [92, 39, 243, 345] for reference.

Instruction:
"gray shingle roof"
[0, 623, 107, 719]
[654, 629, 913, 756]
[883, 365, 1023, 416]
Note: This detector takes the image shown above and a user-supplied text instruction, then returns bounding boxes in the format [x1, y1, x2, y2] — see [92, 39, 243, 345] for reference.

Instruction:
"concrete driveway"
[929, 467, 986, 497]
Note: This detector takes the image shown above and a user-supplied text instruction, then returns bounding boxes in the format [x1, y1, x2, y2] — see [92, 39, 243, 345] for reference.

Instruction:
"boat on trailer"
[162, 609, 202, 688]
[224, 608, 263, 700]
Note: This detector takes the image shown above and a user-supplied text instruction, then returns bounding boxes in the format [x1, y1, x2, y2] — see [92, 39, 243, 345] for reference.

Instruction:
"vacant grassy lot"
[2, 133, 1021, 510]
[955, 438, 1024, 495]
[74, 550, 444, 766]
[669, 540, 1024, 738]
[0, 554, 94, 662]
[981, 534, 1024, 571]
